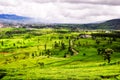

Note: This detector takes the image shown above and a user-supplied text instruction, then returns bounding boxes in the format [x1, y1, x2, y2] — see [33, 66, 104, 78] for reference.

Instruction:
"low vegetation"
[0, 27, 120, 80]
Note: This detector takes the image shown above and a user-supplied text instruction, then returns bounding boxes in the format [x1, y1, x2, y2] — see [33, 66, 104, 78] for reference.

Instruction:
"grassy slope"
[0, 48, 120, 80]
[0, 28, 120, 80]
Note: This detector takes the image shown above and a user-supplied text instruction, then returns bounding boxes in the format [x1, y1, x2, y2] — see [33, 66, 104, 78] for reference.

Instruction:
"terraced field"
[0, 28, 120, 80]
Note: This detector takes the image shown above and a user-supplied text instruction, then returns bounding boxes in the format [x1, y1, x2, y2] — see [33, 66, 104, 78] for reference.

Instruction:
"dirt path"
[70, 39, 79, 55]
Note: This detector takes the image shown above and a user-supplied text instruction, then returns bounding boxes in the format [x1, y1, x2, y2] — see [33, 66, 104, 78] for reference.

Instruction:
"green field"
[0, 28, 120, 80]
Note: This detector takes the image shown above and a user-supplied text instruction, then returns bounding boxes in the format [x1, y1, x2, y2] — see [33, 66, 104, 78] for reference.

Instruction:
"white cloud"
[0, 0, 120, 23]
[28, 0, 120, 5]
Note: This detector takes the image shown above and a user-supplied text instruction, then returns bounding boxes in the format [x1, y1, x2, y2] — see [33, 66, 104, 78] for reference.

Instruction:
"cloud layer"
[0, 0, 120, 23]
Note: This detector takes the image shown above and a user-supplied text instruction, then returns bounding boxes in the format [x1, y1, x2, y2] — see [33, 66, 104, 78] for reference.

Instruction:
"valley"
[0, 27, 120, 79]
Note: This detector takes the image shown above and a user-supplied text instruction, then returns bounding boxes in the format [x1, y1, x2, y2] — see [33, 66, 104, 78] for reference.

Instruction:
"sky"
[0, 0, 120, 23]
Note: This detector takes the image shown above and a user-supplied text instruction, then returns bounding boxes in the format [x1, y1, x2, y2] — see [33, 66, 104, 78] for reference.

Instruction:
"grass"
[0, 28, 120, 80]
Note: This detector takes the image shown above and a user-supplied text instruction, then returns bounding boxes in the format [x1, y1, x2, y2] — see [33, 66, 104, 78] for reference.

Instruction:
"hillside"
[25, 19, 120, 30]
[84, 19, 120, 29]
[0, 14, 120, 30]
[0, 28, 120, 79]
[0, 14, 33, 24]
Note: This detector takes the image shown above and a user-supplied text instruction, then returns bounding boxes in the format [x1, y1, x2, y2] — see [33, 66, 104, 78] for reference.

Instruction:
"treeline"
[22, 19, 120, 30]
[91, 32, 120, 52]
[0, 30, 31, 39]
[91, 33, 120, 38]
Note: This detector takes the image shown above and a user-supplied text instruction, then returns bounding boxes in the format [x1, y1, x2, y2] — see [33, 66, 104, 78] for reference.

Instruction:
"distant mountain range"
[52, 19, 120, 30]
[0, 14, 33, 24]
[0, 14, 30, 20]
[0, 14, 120, 29]
[83, 19, 120, 29]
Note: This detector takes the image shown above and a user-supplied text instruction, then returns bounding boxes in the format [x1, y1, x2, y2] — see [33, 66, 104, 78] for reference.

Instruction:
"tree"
[32, 53, 34, 58]
[46, 49, 51, 58]
[97, 48, 101, 55]
[61, 42, 65, 50]
[103, 48, 114, 63]
[68, 39, 72, 52]
[77, 41, 81, 46]
[96, 39, 100, 45]
[54, 41, 59, 48]
[97, 48, 105, 55]
[13, 43, 16, 46]
[1, 41, 4, 46]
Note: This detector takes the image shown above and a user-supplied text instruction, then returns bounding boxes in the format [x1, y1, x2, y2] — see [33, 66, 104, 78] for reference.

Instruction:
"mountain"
[0, 14, 35, 24]
[49, 19, 120, 30]
[0, 14, 120, 29]
[103, 19, 120, 29]
[78, 19, 120, 29]
[0, 14, 30, 20]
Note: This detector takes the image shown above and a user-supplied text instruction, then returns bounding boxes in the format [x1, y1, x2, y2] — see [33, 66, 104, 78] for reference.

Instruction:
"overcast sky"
[0, 0, 120, 23]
